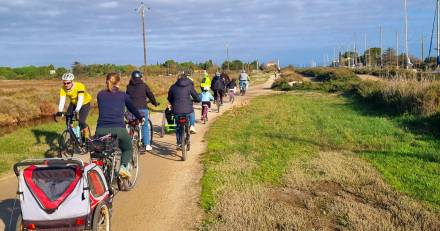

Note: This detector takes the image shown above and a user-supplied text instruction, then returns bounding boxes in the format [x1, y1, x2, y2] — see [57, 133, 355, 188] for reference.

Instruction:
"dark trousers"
[67, 103, 91, 129]
[213, 90, 224, 104]
[95, 127, 132, 166]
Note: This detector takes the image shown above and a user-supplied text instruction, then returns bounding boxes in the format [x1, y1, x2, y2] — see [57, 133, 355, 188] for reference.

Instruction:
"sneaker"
[190, 126, 197, 134]
[119, 165, 131, 179]
[176, 144, 182, 150]
[145, 145, 153, 151]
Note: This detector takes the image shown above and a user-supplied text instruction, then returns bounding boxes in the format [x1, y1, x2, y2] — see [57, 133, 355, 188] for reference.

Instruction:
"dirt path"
[0, 75, 275, 231]
[357, 74, 381, 81]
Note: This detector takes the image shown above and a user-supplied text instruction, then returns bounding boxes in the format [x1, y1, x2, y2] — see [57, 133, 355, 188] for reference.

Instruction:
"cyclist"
[57, 73, 92, 140]
[211, 72, 225, 105]
[200, 70, 211, 92]
[199, 86, 214, 119]
[239, 70, 250, 93]
[226, 78, 237, 94]
[167, 73, 200, 149]
[95, 73, 144, 179]
[220, 71, 230, 97]
[126, 70, 159, 152]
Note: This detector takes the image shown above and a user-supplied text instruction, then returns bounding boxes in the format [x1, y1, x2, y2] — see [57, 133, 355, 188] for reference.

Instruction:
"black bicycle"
[176, 115, 191, 161]
[55, 112, 90, 157]
[88, 134, 138, 193]
[214, 90, 222, 113]
[125, 112, 153, 152]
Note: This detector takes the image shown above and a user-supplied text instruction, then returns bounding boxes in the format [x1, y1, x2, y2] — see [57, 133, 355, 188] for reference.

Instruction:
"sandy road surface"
[0, 75, 274, 231]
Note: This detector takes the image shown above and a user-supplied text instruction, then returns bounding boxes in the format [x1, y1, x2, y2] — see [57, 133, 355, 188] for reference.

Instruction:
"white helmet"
[61, 73, 74, 81]
[203, 86, 210, 91]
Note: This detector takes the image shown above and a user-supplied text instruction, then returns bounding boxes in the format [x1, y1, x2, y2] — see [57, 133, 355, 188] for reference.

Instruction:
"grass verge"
[201, 92, 440, 229]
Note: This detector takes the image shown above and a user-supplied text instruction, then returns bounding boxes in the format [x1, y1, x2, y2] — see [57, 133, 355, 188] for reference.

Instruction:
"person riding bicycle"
[200, 70, 211, 92]
[211, 72, 225, 105]
[226, 78, 237, 94]
[199, 87, 214, 119]
[167, 73, 200, 149]
[239, 70, 250, 91]
[220, 71, 231, 97]
[96, 73, 144, 179]
[126, 70, 159, 152]
[57, 72, 92, 140]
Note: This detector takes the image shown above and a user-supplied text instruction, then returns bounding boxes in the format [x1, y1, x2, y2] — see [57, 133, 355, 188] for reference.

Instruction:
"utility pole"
[437, 0, 440, 68]
[226, 43, 230, 71]
[421, 34, 424, 68]
[380, 25, 383, 68]
[364, 33, 367, 67]
[354, 33, 357, 67]
[397, 32, 400, 68]
[136, 2, 150, 77]
[404, 0, 412, 69]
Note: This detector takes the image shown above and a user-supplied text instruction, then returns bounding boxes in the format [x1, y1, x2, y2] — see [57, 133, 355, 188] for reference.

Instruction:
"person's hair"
[106, 72, 120, 91]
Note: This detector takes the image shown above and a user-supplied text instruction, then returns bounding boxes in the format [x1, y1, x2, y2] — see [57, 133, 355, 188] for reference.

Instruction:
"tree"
[363, 48, 381, 67]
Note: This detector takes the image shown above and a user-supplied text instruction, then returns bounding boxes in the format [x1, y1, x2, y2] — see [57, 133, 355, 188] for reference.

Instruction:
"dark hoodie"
[167, 76, 200, 115]
[126, 78, 158, 110]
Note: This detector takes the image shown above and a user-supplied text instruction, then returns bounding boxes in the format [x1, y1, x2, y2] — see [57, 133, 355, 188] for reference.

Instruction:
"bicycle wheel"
[58, 130, 74, 158]
[216, 99, 221, 113]
[123, 140, 139, 190]
[148, 119, 153, 144]
[181, 125, 187, 161]
[160, 113, 165, 138]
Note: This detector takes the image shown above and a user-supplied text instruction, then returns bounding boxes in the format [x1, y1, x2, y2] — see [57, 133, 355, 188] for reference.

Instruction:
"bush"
[356, 80, 440, 115]
[298, 67, 359, 82]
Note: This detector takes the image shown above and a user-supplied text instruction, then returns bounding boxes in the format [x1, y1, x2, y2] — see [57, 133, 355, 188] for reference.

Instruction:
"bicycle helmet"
[203, 86, 210, 91]
[61, 73, 74, 81]
[131, 70, 143, 78]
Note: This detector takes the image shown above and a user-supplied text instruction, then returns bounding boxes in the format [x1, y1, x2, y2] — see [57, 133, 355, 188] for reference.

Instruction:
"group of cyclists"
[56, 69, 250, 179]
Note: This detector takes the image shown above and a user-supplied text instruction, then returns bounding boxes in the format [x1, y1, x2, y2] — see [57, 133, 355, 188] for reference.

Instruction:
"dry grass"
[0, 75, 177, 126]
[356, 78, 440, 115]
[208, 152, 440, 231]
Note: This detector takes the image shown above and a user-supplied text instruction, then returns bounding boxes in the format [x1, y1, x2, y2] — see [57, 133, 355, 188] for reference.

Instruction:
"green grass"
[201, 92, 440, 215]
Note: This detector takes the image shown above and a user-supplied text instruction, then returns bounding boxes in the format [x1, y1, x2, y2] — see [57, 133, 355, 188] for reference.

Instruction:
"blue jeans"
[175, 114, 190, 145]
[138, 109, 150, 146]
[189, 112, 195, 126]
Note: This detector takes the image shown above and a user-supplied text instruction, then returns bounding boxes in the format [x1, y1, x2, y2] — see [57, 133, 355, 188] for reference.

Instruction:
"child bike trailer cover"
[14, 158, 110, 230]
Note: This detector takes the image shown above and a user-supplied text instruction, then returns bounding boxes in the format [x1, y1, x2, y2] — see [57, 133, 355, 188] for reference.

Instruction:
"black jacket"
[226, 80, 237, 89]
[126, 78, 158, 110]
[211, 76, 225, 91]
[167, 77, 200, 115]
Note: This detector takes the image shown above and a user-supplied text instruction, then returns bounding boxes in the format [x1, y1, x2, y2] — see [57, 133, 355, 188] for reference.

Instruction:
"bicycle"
[201, 103, 210, 124]
[214, 90, 222, 113]
[88, 134, 138, 193]
[54, 112, 90, 157]
[176, 114, 191, 161]
[239, 81, 248, 96]
[125, 112, 153, 152]
[228, 89, 235, 104]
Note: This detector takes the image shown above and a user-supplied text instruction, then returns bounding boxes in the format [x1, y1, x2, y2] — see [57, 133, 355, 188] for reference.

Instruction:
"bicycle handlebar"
[54, 112, 78, 123]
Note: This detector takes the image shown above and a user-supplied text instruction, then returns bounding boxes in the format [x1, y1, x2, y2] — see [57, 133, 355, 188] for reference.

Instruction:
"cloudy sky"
[0, 0, 435, 67]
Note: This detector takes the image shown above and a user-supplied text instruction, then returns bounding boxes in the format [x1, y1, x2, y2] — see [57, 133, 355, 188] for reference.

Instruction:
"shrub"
[356, 80, 440, 115]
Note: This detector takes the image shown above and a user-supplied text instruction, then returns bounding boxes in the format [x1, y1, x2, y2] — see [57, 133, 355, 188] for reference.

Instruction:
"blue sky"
[0, 0, 435, 67]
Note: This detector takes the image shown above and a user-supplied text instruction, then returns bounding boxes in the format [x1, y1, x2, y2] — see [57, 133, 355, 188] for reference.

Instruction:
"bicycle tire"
[148, 119, 153, 144]
[123, 139, 139, 190]
[160, 113, 165, 138]
[181, 125, 187, 161]
[58, 130, 74, 158]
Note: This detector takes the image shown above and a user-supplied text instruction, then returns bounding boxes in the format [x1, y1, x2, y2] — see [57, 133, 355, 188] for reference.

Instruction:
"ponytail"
[106, 73, 120, 92]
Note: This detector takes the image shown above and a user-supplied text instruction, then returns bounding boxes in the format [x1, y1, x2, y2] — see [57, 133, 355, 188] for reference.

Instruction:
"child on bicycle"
[199, 87, 214, 119]
[226, 78, 237, 94]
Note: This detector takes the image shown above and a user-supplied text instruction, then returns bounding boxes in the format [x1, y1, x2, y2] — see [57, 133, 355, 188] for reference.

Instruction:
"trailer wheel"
[92, 202, 111, 231]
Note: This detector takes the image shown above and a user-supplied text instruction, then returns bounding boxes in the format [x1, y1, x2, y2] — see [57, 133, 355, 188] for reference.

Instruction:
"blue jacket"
[199, 91, 214, 102]
[97, 89, 143, 128]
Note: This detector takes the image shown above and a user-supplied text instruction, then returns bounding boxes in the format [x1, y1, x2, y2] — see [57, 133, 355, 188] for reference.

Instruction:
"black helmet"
[131, 70, 143, 78]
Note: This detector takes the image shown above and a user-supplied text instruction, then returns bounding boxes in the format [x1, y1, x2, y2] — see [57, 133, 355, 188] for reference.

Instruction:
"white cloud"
[97, 1, 119, 9]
